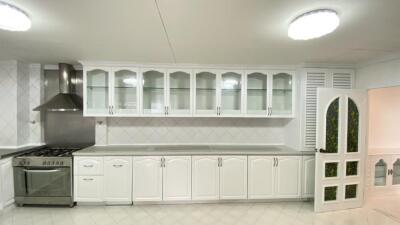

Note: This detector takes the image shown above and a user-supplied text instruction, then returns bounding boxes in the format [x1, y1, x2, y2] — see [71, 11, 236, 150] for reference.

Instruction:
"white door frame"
[315, 88, 367, 212]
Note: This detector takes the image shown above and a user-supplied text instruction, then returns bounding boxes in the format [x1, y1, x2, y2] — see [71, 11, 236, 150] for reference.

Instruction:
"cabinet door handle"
[167, 106, 169, 115]
[83, 165, 94, 168]
[112, 105, 114, 114]
[83, 178, 94, 181]
[161, 158, 165, 167]
[273, 158, 276, 167]
[108, 106, 111, 114]
[218, 157, 222, 167]
[276, 158, 278, 167]
[113, 164, 123, 168]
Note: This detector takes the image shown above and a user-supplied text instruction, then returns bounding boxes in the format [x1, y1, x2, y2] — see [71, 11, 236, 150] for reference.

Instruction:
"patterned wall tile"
[17, 62, 30, 146]
[105, 117, 287, 145]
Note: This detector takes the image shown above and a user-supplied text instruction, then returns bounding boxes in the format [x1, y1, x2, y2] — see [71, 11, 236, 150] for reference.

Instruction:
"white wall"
[368, 87, 400, 151]
[356, 59, 400, 89]
[0, 61, 43, 147]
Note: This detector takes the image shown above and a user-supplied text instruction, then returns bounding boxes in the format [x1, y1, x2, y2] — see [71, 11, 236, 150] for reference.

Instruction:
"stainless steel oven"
[13, 156, 74, 206]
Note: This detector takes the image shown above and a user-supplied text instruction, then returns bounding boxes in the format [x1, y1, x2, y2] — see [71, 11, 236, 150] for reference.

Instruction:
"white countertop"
[73, 145, 315, 156]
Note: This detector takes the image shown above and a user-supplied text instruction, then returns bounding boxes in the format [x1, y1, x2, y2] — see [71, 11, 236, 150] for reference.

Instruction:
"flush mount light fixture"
[288, 9, 339, 40]
[0, 1, 31, 31]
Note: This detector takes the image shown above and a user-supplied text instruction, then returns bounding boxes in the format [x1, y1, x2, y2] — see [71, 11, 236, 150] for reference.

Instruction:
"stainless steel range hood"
[34, 63, 83, 112]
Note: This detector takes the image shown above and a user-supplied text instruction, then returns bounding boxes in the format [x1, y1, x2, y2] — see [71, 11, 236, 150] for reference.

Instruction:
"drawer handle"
[83, 165, 94, 168]
[113, 165, 123, 168]
[83, 178, 94, 181]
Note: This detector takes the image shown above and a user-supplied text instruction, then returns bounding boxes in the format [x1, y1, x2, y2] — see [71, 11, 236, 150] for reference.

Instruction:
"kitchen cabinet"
[275, 156, 301, 198]
[219, 156, 248, 199]
[192, 156, 220, 200]
[248, 156, 275, 199]
[368, 155, 400, 197]
[82, 64, 296, 118]
[84, 67, 140, 116]
[0, 158, 14, 209]
[132, 156, 163, 201]
[166, 69, 193, 116]
[302, 156, 315, 198]
[163, 156, 191, 201]
[248, 156, 301, 199]
[74, 176, 104, 202]
[104, 157, 132, 204]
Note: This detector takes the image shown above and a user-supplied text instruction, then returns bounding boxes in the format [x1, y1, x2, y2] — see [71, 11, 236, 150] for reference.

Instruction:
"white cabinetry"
[248, 156, 301, 199]
[275, 156, 301, 198]
[192, 156, 220, 200]
[368, 154, 400, 197]
[104, 157, 132, 204]
[75, 176, 104, 202]
[192, 155, 247, 200]
[219, 156, 247, 199]
[302, 156, 315, 198]
[0, 158, 14, 209]
[163, 156, 192, 201]
[132, 156, 163, 201]
[248, 156, 275, 199]
[82, 63, 296, 118]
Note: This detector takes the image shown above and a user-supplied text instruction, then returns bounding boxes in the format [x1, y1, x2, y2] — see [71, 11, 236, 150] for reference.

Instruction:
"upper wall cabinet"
[84, 67, 140, 116]
[83, 64, 296, 118]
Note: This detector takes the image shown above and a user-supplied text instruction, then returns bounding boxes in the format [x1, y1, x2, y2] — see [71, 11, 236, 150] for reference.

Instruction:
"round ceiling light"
[288, 9, 339, 40]
[0, 1, 31, 31]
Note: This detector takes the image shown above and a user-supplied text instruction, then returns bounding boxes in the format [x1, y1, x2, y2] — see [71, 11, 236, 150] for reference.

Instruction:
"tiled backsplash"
[99, 117, 290, 145]
[0, 61, 42, 147]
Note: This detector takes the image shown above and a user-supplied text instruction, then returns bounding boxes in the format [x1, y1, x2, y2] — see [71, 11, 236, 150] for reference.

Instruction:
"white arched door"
[315, 88, 367, 212]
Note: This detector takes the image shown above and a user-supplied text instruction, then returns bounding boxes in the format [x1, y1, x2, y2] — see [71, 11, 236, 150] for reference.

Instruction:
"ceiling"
[1, 0, 400, 65]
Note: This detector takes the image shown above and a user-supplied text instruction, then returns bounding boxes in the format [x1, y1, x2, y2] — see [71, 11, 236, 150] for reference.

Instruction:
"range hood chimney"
[34, 63, 83, 111]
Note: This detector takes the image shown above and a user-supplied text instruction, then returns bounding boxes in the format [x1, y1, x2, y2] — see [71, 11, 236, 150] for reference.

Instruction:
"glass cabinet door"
[86, 69, 110, 114]
[220, 72, 242, 115]
[393, 159, 400, 185]
[246, 72, 268, 115]
[168, 70, 191, 115]
[374, 159, 387, 186]
[113, 69, 139, 115]
[271, 73, 293, 116]
[142, 70, 165, 114]
[195, 71, 217, 115]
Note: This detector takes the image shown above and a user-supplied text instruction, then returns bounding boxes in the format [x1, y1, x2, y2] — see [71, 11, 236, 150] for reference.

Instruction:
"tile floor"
[0, 200, 399, 225]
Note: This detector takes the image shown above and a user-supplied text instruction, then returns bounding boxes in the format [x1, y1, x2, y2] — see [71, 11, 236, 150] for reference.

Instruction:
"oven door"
[14, 167, 72, 197]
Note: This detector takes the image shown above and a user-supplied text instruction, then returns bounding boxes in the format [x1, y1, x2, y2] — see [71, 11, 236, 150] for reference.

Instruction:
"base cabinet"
[368, 154, 400, 197]
[220, 156, 247, 199]
[0, 158, 14, 209]
[302, 156, 315, 198]
[132, 156, 163, 201]
[163, 156, 192, 201]
[248, 156, 302, 199]
[74, 176, 104, 202]
[104, 157, 133, 204]
[192, 156, 220, 200]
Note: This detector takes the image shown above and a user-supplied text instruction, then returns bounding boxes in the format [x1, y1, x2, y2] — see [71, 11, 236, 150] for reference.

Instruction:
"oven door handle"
[23, 169, 61, 173]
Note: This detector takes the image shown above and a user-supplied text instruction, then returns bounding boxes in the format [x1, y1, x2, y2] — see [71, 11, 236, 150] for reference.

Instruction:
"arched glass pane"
[87, 69, 109, 112]
[375, 159, 387, 186]
[221, 72, 241, 113]
[393, 159, 400, 185]
[196, 72, 216, 111]
[272, 73, 292, 115]
[114, 70, 137, 111]
[347, 98, 359, 153]
[325, 98, 339, 153]
[169, 71, 190, 113]
[247, 73, 267, 114]
[143, 70, 164, 113]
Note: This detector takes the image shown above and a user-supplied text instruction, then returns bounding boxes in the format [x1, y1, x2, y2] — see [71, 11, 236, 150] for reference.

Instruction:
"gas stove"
[12, 146, 85, 207]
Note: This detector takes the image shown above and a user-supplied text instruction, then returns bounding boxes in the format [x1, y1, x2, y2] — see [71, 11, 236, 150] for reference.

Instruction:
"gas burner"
[20, 146, 81, 157]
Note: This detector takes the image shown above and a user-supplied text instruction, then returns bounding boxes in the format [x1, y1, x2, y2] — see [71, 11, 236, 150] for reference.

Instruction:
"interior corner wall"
[356, 59, 400, 89]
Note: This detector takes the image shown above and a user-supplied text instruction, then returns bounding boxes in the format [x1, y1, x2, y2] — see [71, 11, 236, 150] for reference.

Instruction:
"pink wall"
[368, 86, 400, 151]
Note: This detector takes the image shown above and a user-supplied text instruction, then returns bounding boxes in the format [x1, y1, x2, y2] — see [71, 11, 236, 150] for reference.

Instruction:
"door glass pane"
[170, 71, 190, 114]
[247, 73, 267, 114]
[345, 184, 358, 199]
[196, 72, 216, 112]
[114, 70, 137, 112]
[346, 161, 359, 176]
[375, 159, 387, 186]
[325, 98, 339, 153]
[143, 70, 164, 114]
[87, 69, 109, 112]
[347, 98, 359, 153]
[393, 159, 400, 185]
[324, 162, 338, 178]
[272, 73, 292, 115]
[324, 186, 337, 202]
[221, 72, 241, 113]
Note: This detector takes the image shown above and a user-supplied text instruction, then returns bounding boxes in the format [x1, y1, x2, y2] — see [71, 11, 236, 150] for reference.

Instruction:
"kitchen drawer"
[74, 176, 103, 202]
[74, 157, 104, 175]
